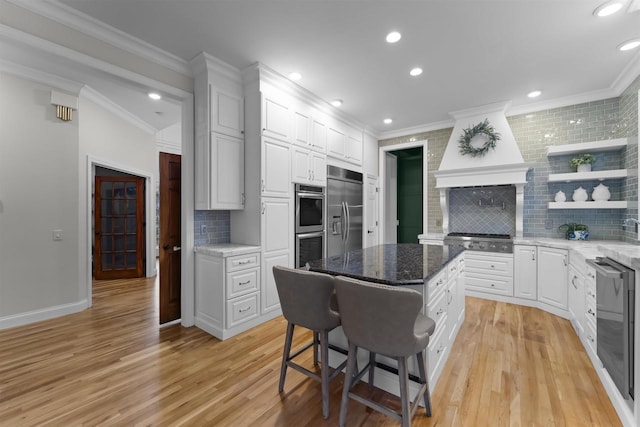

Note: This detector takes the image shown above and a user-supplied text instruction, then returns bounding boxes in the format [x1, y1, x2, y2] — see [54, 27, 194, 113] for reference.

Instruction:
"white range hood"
[433, 102, 532, 238]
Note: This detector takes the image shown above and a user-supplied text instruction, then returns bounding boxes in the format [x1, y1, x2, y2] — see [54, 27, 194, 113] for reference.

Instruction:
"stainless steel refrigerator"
[326, 165, 363, 256]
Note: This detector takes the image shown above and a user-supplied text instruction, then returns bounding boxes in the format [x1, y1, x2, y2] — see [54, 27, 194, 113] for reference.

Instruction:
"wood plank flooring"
[0, 275, 621, 426]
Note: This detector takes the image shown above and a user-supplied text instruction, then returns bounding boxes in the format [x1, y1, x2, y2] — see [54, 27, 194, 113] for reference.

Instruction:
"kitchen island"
[307, 243, 466, 396]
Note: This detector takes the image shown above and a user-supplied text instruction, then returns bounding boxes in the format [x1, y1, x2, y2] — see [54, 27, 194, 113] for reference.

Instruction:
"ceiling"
[52, 0, 640, 135]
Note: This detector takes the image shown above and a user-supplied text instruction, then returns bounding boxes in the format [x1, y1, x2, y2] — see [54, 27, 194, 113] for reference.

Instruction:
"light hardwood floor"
[0, 275, 621, 426]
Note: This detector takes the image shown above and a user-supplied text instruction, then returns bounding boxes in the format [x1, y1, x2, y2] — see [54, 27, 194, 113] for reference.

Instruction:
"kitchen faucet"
[622, 218, 640, 228]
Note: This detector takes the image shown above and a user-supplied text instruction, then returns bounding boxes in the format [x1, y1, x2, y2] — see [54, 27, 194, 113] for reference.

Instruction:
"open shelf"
[546, 138, 628, 157]
[548, 201, 628, 209]
[548, 169, 628, 183]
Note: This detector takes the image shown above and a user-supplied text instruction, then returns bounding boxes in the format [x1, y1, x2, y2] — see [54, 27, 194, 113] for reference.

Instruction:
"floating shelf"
[548, 201, 628, 209]
[546, 138, 628, 157]
[548, 169, 628, 182]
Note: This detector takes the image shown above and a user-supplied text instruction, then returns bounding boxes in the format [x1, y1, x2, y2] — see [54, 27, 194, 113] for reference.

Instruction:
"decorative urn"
[591, 183, 611, 202]
[572, 187, 588, 202]
[554, 190, 566, 202]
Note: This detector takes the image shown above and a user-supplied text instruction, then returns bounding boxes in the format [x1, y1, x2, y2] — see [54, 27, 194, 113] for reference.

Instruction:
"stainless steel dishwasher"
[586, 257, 635, 401]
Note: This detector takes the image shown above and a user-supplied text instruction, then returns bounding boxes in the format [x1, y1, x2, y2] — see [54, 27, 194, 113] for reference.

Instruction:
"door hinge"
[375, 187, 379, 193]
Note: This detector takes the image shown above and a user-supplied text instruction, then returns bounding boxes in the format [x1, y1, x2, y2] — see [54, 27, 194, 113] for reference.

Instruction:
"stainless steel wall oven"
[294, 184, 325, 267]
[587, 257, 635, 401]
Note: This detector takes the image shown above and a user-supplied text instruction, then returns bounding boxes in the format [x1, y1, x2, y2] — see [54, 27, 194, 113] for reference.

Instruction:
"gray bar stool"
[272, 266, 347, 419]
[334, 276, 436, 427]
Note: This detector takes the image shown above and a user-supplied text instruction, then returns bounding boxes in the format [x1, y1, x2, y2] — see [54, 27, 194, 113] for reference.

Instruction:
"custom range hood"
[434, 102, 532, 238]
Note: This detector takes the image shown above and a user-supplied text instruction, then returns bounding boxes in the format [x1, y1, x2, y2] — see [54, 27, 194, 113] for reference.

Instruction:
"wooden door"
[159, 153, 181, 324]
[94, 176, 145, 279]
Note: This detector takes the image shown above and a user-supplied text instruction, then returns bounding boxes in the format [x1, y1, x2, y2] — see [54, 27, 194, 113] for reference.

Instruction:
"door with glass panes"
[94, 176, 145, 279]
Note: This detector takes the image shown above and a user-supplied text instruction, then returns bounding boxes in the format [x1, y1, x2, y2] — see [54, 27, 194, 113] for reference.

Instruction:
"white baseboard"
[0, 299, 89, 330]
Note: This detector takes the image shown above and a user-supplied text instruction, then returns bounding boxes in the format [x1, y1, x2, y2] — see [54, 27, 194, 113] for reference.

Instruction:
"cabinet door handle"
[261, 179, 265, 193]
[238, 260, 251, 265]
[447, 290, 453, 304]
[563, 255, 568, 266]
[531, 250, 536, 261]
[572, 276, 578, 289]
[437, 345, 445, 354]
[261, 202, 266, 214]
[587, 308, 596, 317]
[239, 305, 252, 313]
[436, 308, 445, 316]
[238, 280, 251, 286]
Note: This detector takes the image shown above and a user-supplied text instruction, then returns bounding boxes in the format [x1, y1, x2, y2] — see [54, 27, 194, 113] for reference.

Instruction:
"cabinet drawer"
[427, 270, 446, 300]
[466, 274, 513, 296]
[584, 319, 597, 353]
[465, 255, 513, 277]
[427, 289, 447, 334]
[226, 253, 260, 272]
[585, 265, 597, 282]
[227, 267, 260, 299]
[585, 297, 597, 325]
[447, 260, 459, 280]
[226, 293, 260, 328]
[427, 325, 447, 382]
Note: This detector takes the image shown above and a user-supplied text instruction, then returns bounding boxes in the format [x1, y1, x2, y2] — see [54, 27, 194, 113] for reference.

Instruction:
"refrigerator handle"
[344, 201, 350, 243]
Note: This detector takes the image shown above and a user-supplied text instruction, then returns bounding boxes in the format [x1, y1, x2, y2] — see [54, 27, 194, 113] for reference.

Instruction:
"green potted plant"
[569, 153, 596, 172]
[558, 223, 589, 240]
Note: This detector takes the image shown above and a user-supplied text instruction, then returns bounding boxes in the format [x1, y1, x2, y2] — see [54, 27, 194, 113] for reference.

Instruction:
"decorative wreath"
[458, 118, 501, 157]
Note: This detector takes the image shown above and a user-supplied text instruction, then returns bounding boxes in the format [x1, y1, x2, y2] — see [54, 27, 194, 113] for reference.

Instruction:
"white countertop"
[194, 243, 261, 257]
[418, 234, 640, 269]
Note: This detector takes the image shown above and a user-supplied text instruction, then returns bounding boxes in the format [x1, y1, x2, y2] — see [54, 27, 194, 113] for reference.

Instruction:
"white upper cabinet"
[262, 91, 293, 143]
[292, 146, 326, 186]
[326, 118, 362, 166]
[210, 133, 244, 209]
[311, 115, 327, 152]
[261, 137, 291, 198]
[293, 108, 312, 148]
[192, 53, 245, 210]
[210, 84, 244, 139]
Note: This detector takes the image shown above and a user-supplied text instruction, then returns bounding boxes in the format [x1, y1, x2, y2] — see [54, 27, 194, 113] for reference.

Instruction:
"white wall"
[0, 74, 82, 323]
[78, 92, 158, 293]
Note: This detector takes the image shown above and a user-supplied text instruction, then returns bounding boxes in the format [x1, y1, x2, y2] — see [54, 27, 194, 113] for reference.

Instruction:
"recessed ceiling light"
[383, 118, 393, 124]
[288, 72, 302, 81]
[409, 67, 423, 77]
[527, 90, 542, 98]
[593, 1, 624, 17]
[148, 92, 161, 100]
[331, 99, 343, 107]
[386, 31, 401, 43]
[618, 39, 640, 51]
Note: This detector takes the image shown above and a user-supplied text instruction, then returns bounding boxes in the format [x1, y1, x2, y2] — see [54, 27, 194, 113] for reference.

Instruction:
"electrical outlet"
[53, 229, 63, 241]
[200, 224, 207, 234]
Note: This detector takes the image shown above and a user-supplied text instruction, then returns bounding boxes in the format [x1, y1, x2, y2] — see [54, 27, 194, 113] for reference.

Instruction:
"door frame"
[85, 156, 155, 301]
[378, 140, 428, 244]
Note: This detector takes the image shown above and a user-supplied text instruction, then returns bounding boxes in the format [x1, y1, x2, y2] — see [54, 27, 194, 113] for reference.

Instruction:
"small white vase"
[592, 183, 611, 201]
[554, 190, 566, 202]
[577, 164, 592, 173]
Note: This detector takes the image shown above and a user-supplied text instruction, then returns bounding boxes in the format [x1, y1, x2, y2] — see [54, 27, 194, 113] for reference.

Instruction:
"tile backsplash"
[194, 210, 230, 245]
[449, 186, 516, 236]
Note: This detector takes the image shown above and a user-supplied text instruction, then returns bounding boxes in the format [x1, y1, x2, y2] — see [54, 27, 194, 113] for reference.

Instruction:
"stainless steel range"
[443, 232, 513, 253]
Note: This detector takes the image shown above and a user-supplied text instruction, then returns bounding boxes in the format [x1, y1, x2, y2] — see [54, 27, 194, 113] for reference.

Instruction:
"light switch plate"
[53, 229, 63, 241]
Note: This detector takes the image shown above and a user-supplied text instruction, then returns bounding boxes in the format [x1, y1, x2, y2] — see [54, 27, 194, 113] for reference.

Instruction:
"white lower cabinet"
[513, 245, 537, 300]
[537, 247, 568, 310]
[568, 264, 585, 337]
[583, 263, 598, 354]
[464, 251, 514, 296]
[195, 248, 262, 340]
[260, 197, 292, 314]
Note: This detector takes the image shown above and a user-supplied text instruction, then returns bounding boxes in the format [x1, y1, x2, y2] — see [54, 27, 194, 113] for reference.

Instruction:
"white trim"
[378, 119, 454, 140]
[378, 140, 428, 244]
[7, 0, 192, 77]
[180, 94, 195, 327]
[156, 140, 182, 155]
[0, 24, 191, 101]
[0, 300, 89, 330]
[80, 86, 157, 134]
[85, 156, 157, 307]
[506, 88, 619, 117]
[0, 58, 83, 94]
[611, 50, 640, 96]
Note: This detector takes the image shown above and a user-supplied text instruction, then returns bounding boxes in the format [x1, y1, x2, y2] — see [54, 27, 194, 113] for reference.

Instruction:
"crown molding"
[80, 85, 157, 134]
[190, 52, 241, 83]
[378, 119, 455, 140]
[506, 87, 619, 117]
[611, 50, 640, 95]
[7, 0, 192, 77]
[0, 57, 83, 93]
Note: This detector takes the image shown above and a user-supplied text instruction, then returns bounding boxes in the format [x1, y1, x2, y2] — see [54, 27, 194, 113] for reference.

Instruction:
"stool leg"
[339, 342, 358, 427]
[279, 322, 295, 393]
[320, 330, 330, 419]
[398, 356, 411, 427]
[313, 331, 319, 366]
[368, 351, 376, 389]
[416, 350, 431, 417]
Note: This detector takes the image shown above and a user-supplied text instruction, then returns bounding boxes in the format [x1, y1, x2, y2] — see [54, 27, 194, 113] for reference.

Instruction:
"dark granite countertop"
[306, 243, 465, 285]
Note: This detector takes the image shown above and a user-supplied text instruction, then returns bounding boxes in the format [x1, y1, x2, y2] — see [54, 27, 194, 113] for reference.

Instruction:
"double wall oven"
[294, 184, 325, 268]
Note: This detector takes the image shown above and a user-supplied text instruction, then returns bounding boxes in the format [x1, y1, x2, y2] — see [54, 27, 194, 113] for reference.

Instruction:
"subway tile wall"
[449, 186, 516, 235]
[194, 210, 231, 245]
[380, 75, 639, 242]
